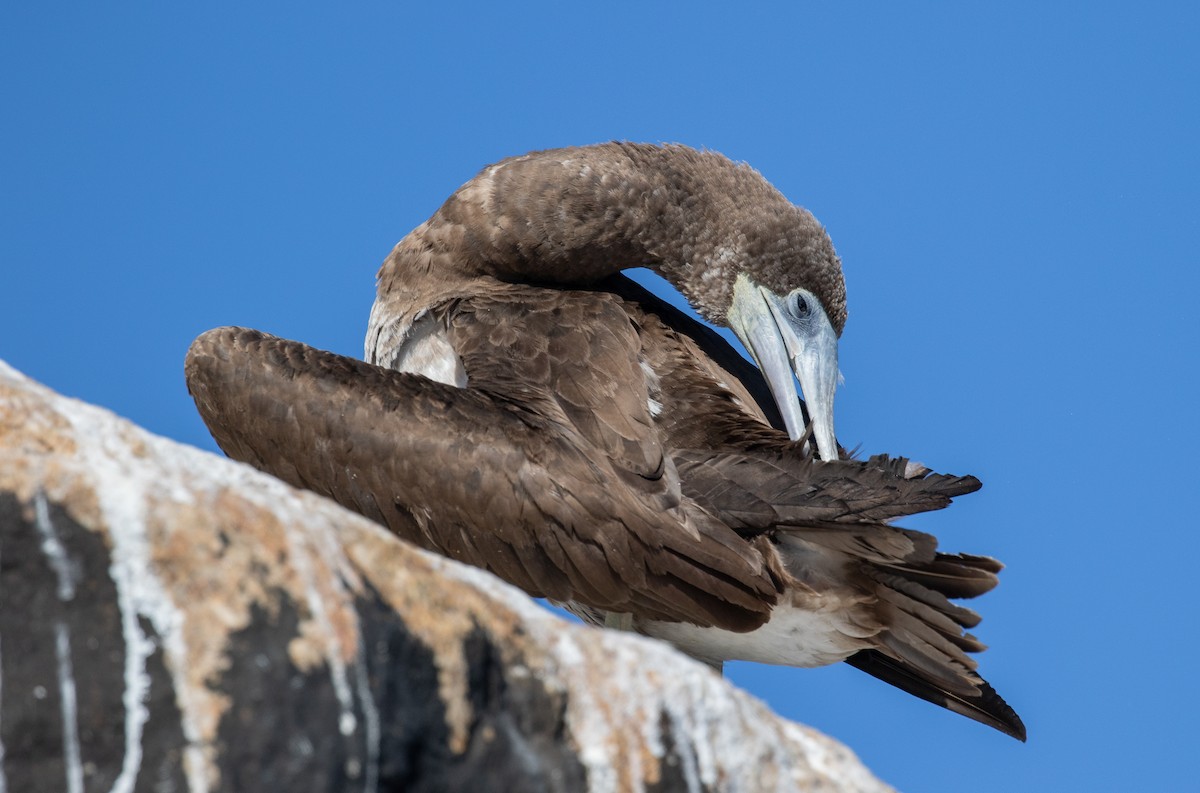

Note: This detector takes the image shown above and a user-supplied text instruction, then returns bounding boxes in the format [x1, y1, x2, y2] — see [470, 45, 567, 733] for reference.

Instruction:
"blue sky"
[3, 3, 1197, 790]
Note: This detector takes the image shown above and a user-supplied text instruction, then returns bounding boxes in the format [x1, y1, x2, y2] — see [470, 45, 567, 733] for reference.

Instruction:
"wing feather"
[186, 321, 780, 632]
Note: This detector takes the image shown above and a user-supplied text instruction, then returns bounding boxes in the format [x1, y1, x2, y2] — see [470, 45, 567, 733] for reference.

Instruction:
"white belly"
[638, 600, 878, 668]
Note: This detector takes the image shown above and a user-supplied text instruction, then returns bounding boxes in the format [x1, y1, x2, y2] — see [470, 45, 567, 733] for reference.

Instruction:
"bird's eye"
[790, 293, 810, 317]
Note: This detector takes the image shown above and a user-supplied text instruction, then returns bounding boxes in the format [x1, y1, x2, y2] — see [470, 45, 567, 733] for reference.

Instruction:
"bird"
[185, 142, 1025, 740]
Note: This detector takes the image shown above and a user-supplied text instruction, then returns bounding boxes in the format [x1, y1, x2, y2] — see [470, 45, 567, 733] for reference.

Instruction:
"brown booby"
[185, 142, 1025, 740]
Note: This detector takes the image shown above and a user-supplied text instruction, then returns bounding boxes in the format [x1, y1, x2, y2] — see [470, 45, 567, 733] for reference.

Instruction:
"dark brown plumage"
[186, 142, 1024, 740]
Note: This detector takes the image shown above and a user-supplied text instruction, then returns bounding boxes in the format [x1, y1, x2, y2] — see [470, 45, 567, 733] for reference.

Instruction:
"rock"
[0, 359, 892, 793]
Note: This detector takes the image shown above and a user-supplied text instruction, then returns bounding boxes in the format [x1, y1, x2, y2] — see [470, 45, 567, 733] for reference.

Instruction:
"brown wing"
[185, 296, 783, 632]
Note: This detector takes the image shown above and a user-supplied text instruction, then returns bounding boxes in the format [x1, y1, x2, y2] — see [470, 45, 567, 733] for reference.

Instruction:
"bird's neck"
[373, 144, 748, 323]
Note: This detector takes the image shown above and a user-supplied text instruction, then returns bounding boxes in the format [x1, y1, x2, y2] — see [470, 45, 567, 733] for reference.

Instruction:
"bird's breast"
[383, 311, 468, 388]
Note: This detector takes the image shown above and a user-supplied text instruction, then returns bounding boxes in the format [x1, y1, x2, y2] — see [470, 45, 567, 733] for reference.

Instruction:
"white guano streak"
[35, 492, 78, 600]
[283, 522, 358, 740]
[101, 506, 155, 793]
[353, 653, 380, 793]
[54, 626, 83, 793]
[302, 506, 380, 793]
[54, 406, 209, 793]
[33, 492, 83, 793]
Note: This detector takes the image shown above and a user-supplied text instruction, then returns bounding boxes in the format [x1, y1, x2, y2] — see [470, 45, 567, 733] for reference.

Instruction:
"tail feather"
[867, 568, 984, 631]
[874, 583, 988, 655]
[880, 621, 978, 689]
[878, 553, 1001, 599]
[853, 543, 1022, 740]
[846, 650, 1026, 741]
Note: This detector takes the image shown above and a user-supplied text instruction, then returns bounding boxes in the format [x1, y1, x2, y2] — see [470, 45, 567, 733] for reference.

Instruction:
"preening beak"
[727, 274, 840, 460]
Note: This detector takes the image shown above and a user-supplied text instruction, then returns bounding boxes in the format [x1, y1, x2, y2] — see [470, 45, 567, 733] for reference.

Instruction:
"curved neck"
[370, 143, 844, 356]
[379, 144, 704, 293]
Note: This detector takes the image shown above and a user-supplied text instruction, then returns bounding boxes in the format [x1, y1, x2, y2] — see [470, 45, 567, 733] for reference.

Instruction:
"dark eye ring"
[791, 293, 810, 317]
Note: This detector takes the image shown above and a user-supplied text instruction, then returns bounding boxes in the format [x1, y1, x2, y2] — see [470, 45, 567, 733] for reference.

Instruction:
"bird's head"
[698, 207, 846, 461]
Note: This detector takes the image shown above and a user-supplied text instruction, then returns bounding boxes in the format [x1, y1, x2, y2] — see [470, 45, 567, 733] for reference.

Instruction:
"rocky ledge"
[0, 360, 891, 793]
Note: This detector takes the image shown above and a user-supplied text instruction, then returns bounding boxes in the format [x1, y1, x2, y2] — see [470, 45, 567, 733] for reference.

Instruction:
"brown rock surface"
[0, 359, 892, 792]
